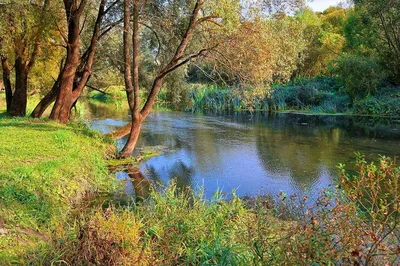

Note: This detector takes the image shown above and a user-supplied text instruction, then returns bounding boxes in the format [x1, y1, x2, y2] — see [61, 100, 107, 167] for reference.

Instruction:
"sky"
[307, 0, 344, 12]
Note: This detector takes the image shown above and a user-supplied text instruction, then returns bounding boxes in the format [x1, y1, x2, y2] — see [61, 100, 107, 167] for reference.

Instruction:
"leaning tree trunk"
[31, 77, 60, 118]
[50, 25, 81, 122]
[119, 117, 142, 158]
[119, 0, 141, 158]
[48, 0, 106, 123]
[49, 1, 86, 123]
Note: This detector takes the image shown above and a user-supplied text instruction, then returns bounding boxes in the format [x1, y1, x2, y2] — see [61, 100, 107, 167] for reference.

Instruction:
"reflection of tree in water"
[143, 165, 162, 184]
[127, 165, 150, 202]
[85, 101, 129, 120]
[138, 132, 184, 151]
[255, 119, 343, 191]
[168, 160, 194, 190]
[143, 160, 194, 190]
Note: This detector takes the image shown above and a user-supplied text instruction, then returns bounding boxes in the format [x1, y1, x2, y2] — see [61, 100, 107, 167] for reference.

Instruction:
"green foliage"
[353, 88, 400, 117]
[343, 7, 381, 57]
[271, 77, 351, 113]
[294, 7, 346, 78]
[37, 184, 290, 265]
[87, 86, 127, 103]
[188, 84, 269, 112]
[352, 0, 400, 82]
[330, 54, 387, 97]
[0, 118, 115, 263]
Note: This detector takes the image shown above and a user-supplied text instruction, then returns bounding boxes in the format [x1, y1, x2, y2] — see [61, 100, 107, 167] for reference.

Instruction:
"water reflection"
[85, 105, 400, 199]
[127, 165, 151, 201]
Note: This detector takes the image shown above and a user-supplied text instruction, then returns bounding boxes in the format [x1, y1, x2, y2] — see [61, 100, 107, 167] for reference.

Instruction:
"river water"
[85, 102, 400, 199]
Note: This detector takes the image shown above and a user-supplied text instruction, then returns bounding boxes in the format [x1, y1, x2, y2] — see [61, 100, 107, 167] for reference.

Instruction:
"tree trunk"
[8, 57, 28, 117]
[50, 26, 81, 122]
[49, 1, 86, 123]
[119, 118, 142, 158]
[119, 0, 141, 158]
[49, 0, 106, 123]
[31, 78, 60, 118]
[1, 56, 12, 112]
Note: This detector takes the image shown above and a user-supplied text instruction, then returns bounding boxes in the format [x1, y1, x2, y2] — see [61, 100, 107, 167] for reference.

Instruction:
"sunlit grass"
[0, 117, 116, 263]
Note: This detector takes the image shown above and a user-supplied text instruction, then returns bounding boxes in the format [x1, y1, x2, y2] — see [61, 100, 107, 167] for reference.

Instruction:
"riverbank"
[0, 115, 116, 264]
[1, 114, 399, 264]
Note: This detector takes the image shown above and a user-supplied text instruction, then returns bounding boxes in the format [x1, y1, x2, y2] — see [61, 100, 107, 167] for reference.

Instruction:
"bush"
[353, 88, 400, 117]
[271, 77, 351, 113]
[331, 54, 387, 97]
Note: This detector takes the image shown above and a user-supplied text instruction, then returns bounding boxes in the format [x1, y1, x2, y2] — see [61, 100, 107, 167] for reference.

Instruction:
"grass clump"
[0, 117, 115, 264]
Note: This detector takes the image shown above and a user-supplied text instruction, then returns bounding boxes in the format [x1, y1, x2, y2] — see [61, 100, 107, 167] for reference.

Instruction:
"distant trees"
[294, 7, 346, 78]
[351, 0, 400, 82]
[0, 0, 53, 116]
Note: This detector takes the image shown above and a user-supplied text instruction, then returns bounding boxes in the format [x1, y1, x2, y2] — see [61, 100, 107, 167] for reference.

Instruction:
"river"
[84, 102, 400, 199]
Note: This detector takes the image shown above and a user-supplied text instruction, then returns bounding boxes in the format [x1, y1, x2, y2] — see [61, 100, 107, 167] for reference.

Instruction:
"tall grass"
[32, 155, 400, 265]
[188, 84, 268, 112]
[188, 78, 352, 114]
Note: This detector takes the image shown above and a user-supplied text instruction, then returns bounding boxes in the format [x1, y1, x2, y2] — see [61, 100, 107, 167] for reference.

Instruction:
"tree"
[294, 7, 346, 78]
[118, 0, 226, 158]
[31, 0, 121, 121]
[0, 0, 52, 116]
[351, 0, 400, 82]
[109, 0, 306, 155]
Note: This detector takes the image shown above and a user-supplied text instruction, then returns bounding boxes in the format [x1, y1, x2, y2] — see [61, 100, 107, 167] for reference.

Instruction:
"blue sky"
[307, 0, 343, 12]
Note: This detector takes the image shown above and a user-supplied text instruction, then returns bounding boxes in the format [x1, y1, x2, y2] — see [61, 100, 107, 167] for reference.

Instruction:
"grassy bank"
[0, 116, 116, 264]
[1, 112, 399, 265]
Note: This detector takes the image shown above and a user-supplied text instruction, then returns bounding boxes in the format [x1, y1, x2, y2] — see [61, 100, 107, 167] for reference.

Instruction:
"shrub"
[353, 88, 400, 117]
[331, 54, 387, 97]
[270, 77, 350, 113]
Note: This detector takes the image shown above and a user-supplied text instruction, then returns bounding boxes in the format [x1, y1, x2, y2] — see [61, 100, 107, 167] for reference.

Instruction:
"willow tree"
[0, 0, 52, 116]
[117, 0, 240, 158]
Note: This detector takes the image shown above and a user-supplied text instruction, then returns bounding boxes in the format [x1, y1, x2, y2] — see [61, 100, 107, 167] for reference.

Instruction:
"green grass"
[87, 85, 127, 103]
[0, 116, 116, 264]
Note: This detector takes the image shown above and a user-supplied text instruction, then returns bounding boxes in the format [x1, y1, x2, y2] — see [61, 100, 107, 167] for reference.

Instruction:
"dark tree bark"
[1, 55, 12, 112]
[31, 76, 61, 118]
[118, 0, 213, 158]
[8, 57, 29, 116]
